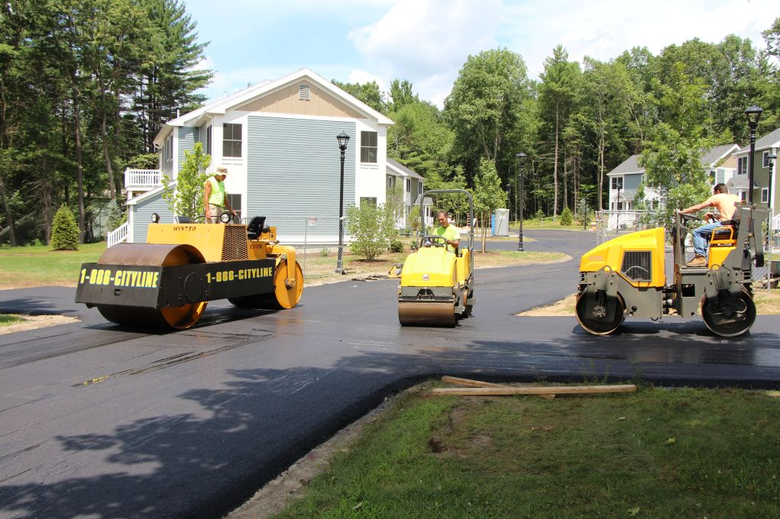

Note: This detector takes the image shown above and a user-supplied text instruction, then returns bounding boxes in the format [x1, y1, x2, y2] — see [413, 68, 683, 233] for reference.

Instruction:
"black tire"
[575, 292, 625, 335]
[701, 288, 756, 337]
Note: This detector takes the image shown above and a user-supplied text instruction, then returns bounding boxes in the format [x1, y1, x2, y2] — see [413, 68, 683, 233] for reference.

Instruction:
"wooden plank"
[431, 384, 636, 396]
[441, 376, 509, 388]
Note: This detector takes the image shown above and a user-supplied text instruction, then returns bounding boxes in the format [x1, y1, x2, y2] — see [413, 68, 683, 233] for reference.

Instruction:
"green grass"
[275, 384, 780, 519]
[0, 314, 25, 327]
[0, 242, 106, 287]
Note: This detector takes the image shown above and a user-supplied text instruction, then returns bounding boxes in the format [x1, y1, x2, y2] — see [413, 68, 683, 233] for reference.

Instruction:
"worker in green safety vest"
[204, 166, 236, 223]
[433, 211, 461, 252]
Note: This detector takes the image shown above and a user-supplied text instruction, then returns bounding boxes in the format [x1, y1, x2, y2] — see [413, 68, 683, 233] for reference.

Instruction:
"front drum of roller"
[95, 243, 208, 330]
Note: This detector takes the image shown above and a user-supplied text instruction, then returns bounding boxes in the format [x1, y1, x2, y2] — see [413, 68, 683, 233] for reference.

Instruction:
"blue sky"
[184, 0, 777, 108]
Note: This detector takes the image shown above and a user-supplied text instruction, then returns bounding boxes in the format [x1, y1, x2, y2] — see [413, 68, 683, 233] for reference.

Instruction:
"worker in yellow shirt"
[433, 211, 461, 252]
[204, 166, 236, 223]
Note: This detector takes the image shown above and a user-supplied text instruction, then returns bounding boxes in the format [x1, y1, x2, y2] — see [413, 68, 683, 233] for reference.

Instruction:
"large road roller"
[576, 204, 766, 337]
[76, 215, 303, 329]
[398, 189, 475, 327]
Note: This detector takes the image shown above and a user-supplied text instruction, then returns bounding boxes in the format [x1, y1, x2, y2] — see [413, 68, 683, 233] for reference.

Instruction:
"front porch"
[125, 169, 162, 199]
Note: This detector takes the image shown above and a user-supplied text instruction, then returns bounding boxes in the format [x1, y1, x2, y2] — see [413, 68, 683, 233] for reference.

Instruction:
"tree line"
[1, 3, 778, 246]
[339, 18, 780, 225]
[0, 0, 211, 246]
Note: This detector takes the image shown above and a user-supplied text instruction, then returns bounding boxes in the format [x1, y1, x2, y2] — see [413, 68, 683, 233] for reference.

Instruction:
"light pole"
[516, 152, 526, 252]
[335, 131, 350, 274]
[745, 106, 763, 204]
[768, 152, 777, 253]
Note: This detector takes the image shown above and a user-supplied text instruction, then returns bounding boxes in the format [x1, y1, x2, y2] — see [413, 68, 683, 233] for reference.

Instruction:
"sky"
[184, 0, 777, 108]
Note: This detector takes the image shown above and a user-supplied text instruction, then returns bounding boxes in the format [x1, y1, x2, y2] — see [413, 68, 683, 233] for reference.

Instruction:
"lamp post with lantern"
[335, 131, 350, 274]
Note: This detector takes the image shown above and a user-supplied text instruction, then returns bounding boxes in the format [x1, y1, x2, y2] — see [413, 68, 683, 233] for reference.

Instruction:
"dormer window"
[299, 84, 310, 101]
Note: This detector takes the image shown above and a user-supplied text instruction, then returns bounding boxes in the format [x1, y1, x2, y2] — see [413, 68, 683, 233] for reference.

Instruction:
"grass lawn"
[0, 242, 107, 287]
[0, 241, 568, 289]
[274, 383, 780, 519]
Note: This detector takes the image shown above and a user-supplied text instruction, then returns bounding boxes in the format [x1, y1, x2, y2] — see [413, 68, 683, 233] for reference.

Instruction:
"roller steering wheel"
[421, 235, 448, 248]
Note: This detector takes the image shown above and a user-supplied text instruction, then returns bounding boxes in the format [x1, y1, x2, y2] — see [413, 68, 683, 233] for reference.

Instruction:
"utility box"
[492, 208, 510, 236]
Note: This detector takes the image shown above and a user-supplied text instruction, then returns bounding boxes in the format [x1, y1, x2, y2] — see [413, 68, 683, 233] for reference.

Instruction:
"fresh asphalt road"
[1, 230, 779, 519]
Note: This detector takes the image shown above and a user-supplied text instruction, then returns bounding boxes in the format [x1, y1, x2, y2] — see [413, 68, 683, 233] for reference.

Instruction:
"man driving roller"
[433, 211, 461, 252]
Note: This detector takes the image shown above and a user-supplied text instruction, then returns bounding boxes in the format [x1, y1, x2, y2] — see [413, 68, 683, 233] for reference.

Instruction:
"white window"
[739, 191, 746, 202]
[737, 156, 747, 175]
[418, 182, 423, 195]
[361, 131, 377, 163]
[164, 136, 173, 162]
[223, 123, 242, 158]
[205, 125, 212, 155]
[405, 178, 411, 192]
[716, 168, 725, 184]
[387, 176, 395, 189]
[764, 151, 771, 168]
[611, 177, 623, 190]
[761, 188, 769, 204]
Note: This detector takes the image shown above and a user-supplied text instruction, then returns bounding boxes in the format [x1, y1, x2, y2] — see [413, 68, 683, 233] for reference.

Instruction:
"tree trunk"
[71, 84, 86, 244]
[0, 174, 15, 246]
[101, 110, 115, 199]
[553, 101, 559, 218]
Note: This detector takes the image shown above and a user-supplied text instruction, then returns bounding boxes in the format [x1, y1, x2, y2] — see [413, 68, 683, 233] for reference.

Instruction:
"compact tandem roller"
[397, 189, 475, 327]
[76, 216, 303, 329]
[575, 204, 766, 337]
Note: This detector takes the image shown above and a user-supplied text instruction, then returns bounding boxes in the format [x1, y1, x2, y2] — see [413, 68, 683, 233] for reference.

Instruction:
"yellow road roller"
[398, 189, 474, 327]
[576, 204, 766, 337]
[76, 215, 303, 329]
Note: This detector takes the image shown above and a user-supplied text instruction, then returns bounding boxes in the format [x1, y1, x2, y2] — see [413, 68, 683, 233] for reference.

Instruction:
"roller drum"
[95, 243, 207, 330]
[398, 302, 456, 327]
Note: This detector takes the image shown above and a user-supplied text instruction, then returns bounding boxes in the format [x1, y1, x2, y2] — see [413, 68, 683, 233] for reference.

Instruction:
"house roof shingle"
[607, 155, 643, 175]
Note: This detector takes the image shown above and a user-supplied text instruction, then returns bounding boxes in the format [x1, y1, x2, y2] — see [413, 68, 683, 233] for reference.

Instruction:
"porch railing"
[124, 169, 162, 191]
[107, 222, 128, 247]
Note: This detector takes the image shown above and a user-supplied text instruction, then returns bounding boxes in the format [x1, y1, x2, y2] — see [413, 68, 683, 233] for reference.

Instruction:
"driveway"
[1, 230, 778, 518]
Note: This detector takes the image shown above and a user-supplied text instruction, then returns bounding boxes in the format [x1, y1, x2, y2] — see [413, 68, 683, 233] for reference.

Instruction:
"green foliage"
[161, 142, 211, 219]
[560, 207, 573, 225]
[319, 248, 330, 257]
[409, 205, 421, 231]
[346, 202, 396, 260]
[106, 199, 125, 231]
[388, 239, 404, 253]
[535, 208, 545, 221]
[639, 123, 713, 228]
[51, 205, 79, 251]
[473, 158, 507, 215]
[332, 80, 386, 112]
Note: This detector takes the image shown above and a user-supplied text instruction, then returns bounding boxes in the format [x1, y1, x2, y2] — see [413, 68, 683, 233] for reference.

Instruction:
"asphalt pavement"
[1, 229, 779, 519]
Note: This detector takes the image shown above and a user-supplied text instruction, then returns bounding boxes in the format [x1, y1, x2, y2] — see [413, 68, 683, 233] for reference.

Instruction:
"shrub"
[51, 204, 79, 250]
[346, 202, 396, 260]
[389, 239, 404, 253]
[319, 248, 330, 257]
[535, 209, 545, 222]
[560, 207, 573, 226]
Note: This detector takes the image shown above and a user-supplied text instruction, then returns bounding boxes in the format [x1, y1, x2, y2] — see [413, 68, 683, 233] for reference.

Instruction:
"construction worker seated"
[678, 183, 739, 267]
[433, 211, 461, 253]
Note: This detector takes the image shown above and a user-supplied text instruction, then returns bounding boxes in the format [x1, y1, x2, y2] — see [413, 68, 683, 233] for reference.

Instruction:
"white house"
[117, 68, 409, 245]
[386, 158, 425, 227]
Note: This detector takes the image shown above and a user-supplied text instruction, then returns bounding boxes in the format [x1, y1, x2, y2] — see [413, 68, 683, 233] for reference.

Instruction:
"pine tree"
[51, 205, 79, 250]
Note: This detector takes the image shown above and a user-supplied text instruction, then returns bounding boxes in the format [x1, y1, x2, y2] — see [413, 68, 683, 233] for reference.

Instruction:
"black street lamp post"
[745, 106, 763, 204]
[768, 152, 777, 252]
[335, 131, 350, 274]
[516, 152, 526, 252]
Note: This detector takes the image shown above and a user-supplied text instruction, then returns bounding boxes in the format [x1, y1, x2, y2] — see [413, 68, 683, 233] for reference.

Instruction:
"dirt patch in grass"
[0, 314, 80, 335]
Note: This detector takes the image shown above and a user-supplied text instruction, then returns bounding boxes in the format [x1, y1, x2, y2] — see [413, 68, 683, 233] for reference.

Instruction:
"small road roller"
[576, 204, 766, 337]
[398, 189, 475, 327]
[76, 215, 303, 329]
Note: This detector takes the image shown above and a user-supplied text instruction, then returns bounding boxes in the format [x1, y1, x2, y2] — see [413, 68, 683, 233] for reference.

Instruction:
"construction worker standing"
[204, 166, 236, 223]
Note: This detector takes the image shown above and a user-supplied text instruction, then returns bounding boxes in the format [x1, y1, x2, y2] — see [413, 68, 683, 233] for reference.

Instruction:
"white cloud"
[349, 0, 503, 105]
[502, 0, 776, 79]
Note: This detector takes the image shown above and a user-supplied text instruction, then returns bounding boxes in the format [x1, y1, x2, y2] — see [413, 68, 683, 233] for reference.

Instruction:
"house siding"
[247, 116, 356, 238]
[131, 191, 171, 243]
[177, 127, 199, 175]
